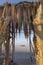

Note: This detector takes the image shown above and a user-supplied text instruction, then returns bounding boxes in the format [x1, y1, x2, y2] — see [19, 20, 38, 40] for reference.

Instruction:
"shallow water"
[0, 52, 36, 65]
[10, 52, 36, 65]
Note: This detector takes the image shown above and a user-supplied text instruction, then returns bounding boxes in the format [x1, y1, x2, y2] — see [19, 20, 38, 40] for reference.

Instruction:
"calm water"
[0, 52, 36, 65]
[10, 52, 36, 65]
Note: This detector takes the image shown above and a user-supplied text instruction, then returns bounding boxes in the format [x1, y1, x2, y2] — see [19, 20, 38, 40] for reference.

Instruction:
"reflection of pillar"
[29, 8, 32, 65]
[12, 33, 15, 62]
[9, 21, 15, 62]
[29, 15, 32, 65]
[12, 22, 15, 62]
[29, 32, 32, 65]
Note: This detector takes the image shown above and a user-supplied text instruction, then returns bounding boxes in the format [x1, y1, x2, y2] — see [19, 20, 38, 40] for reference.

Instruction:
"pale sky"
[0, 0, 38, 5]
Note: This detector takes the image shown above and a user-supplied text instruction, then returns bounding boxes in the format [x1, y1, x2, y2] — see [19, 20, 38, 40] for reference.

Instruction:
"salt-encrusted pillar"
[0, 44, 2, 53]
[33, 3, 43, 65]
[3, 26, 9, 65]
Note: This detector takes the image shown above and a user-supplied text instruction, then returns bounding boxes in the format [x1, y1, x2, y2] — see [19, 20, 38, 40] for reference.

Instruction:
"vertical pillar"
[33, 34, 43, 65]
[33, 3, 43, 65]
[0, 44, 2, 53]
[3, 26, 9, 65]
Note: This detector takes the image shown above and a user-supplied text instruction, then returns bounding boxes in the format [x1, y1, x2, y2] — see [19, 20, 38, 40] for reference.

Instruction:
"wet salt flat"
[11, 52, 36, 65]
[0, 52, 36, 65]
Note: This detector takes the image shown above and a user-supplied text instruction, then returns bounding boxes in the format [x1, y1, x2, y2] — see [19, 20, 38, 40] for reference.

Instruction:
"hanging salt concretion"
[30, 7, 33, 30]
[11, 5, 18, 35]
[2, 3, 7, 18]
[11, 4, 15, 20]
[11, 6, 13, 19]
[31, 6, 34, 20]
[26, 6, 29, 25]
[23, 5, 29, 38]
[15, 6, 19, 34]
[27, 7, 31, 31]
[19, 6, 23, 34]
[33, 3, 38, 19]
[11, 5, 16, 34]
[4, 3, 10, 18]
[34, 6, 37, 17]
[16, 5, 23, 34]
